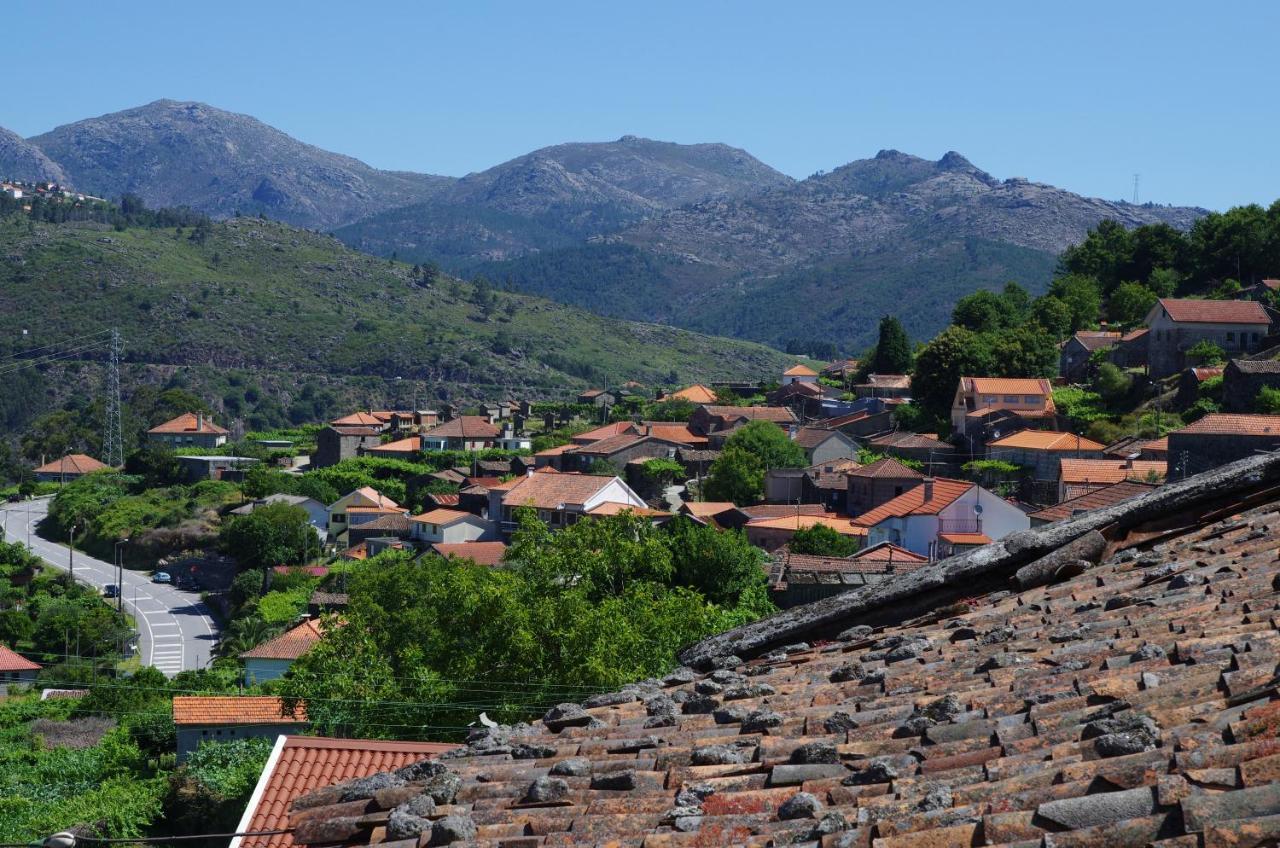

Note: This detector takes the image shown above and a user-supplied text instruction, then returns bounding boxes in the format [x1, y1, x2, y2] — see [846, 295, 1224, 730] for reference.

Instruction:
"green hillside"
[0, 214, 793, 434]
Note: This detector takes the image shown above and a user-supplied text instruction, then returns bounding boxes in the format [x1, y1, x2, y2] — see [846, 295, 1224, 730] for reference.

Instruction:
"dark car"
[6, 493, 20, 502]
[103, 584, 120, 598]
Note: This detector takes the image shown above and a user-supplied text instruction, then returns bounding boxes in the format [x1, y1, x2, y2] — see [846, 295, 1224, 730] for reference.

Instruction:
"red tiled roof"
[501, 472, 621, 510]
[172, 696, 307, 726]
[364, 436, 421, 454]
[240, 619, 324, 661]
[853, 477, 973, 526]
[1190, 367, 1224, 381]
[783, 364, 818, 377]
[424, 416, 500, 439]
[745, 514, 868, 536]
[0, 645, 40, 672]
[147, 412, 229, 436]
[409, 508, 476, 525]
[345, 487, 400, 510]
[638, 422, 706, 446]
[987, 430, 1106, 452]
[237, 736, 459, 848]
[938, 531, 992, 545]
[848, 457, 924, 479]
[1175, 412, 1280, 436]
[669, 384, 718, 404]
[867, 431, 952, 450]
[738, 503, 828, 519]
[678, 501, 739, 518]
[847, 540, 929, 563]
[1029, 479, 1159, 523]
[426, 493, 461, 507]
[572, 422, 636, 444]
[32, 453, 109, 475]
[699, 405, 798, 424]
[963, 376, 1053, 396]
[1059, 458, 1167, 485]
[1156, 297, 1271, 324]
[791, 427, 847, 449]
[430, 541, 508, 566]
[330, 412, 383, 427]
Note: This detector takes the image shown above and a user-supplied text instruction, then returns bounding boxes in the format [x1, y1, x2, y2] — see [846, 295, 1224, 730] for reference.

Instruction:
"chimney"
[196, 412, 204, 432]
[922, 477, 934, 502]
[1125, 457, 1134, 469]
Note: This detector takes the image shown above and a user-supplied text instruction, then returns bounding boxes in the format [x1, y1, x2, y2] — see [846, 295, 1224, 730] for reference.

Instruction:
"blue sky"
[4, 1, 1276, 210]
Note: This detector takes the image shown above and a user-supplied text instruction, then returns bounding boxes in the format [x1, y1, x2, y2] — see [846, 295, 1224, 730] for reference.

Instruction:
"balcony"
[937, 518, 982, 535]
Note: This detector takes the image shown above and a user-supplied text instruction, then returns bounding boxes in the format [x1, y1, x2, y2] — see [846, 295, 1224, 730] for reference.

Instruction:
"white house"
[0, 645, 39, 692]
[490, 471, 646, 537]
[240, 619, 323, 685]
[408, 508, 494, 546]
[782, 364, 819, 386]
[854, 477, 1029, 560]
[326, 487, 403, 543]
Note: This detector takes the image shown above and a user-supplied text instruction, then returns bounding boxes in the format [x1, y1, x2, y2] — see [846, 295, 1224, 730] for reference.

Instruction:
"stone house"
[846, 457, 924, 518]
[1143, 298, 1272, 379]
[791, 427, 858, 466]
[1167, 413, 1280, 476]
[985, 430, 1107, 480]
[1059, 331, 1121, 381]
[313, 425, 381, 468]
[421, 416, 501, 451]
[1223, 359, 1280, 412]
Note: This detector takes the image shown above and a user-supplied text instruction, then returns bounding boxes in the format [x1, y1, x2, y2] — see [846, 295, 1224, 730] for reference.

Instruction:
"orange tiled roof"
[678, 501, 738, 518]
[848, 540, 930, 563]
[501, 471, 620, 510]
[584, 502, 670, 517]
[964, 376, 1052, 396]
[853, 478, 974, 526]
[409, 508, 476, 525]
[237, 736, 459, 848]
[1058, 458, 1167, 485]
[147, 412, 229, 435]
[1175, 412, 1280, 436]
[347, 487, 400, 509]
[364, 436, 421, 454]
[848, 457, 924, 479]
[938, 532, 992, 545]
[1157, 297, 1270, 324]
[240, 619, 324, 661]
[32, 453, 109, 475]
[331, 412, 383, 427]
[669, 384, 718, 404]
[1120, 326, 1149, 342]
[745, 514, 867, 536]
[430, 541, 508, 567]
[172, 696, 307, 726]
[424, 416, 500, 439]
[572, 422, 636, 443]
[699, 405, 798, 424]
[638, 422, 707, 446]
[987, 430, 1106, 452]
[0, 645, 40, 672]
[783, 364, 818, 377]
[738, 503, 828, 519]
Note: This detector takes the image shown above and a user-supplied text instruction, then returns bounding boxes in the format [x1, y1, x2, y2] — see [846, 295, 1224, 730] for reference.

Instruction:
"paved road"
[0, 498, 220, 676]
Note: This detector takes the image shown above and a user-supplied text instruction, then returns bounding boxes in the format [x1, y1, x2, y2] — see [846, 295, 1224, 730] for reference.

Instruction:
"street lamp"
[114, 538, 130, 613]
[69, 519, 80, 580]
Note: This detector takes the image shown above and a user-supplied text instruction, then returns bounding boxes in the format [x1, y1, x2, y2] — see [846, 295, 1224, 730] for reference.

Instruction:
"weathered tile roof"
[235, 736, 459, 848]
[700, 405, 799, 425]
[1175, 413, 1280, 436]
[501, 472, 619, 510]
[671, 384, 719, 404]
[1030, 480, 1159, 524]
[987, 431, 1106, 452]
[0, 645, 40, 672]
[366, 436, 423, 454]
[410, 508, 477, 526]
[1070, 330, 1122, 351]
[868, 432, 953, 451]
[332, 412, 385, 428]
[425, 416, 501, 439]
[1059, 459, 1167, 486]
[746, 514, 868, 537]
[849, 457, 924, 480]
[32, 453, 109, 475]
[241, 619, 324, 661]
[1230, 358, 1280, 374]
[793, 427, 848, 450]
[853, 478, 974, 527]
[573, 422, 636, 444]
[172, 696, 307, 726]
[283, 452, 1280, 848]
[147, 411, 229, 435]
[963, 377, 1053, 396]
[430, 541, 508, 567]
[1157, 297, 1271, 324]
[848, 541, 930, 563]
[936, 531, 991, 545]
[740, 504, 828, 519]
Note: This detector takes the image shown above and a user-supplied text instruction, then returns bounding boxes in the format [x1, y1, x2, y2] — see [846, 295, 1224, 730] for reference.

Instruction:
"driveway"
[0, 498, 220, 677]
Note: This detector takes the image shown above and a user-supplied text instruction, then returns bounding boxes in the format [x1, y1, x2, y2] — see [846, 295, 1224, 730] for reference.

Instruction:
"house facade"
[1059, 331, 1121, 381]
[846, 457, 924, 518]
[986, 430, 1107, 479]
[855, 478, 1029, 559]
[421, 416, 501, 451]
[240, 619, 323, 685]
[1144, 298, 1272, 379]
[172, 696, 308, 762]
[147, 412, 229, 448]
[0, 645, 39, 692]
[491, 472, 646, 536]
[32, 453, 108, 483]
[781, 364, 819, 386]
[313, 425, 382, 468]
[408, 508, 494, 546]
[326, 487, 403, 542]
[951, 377, 1055, 436]
[1167, 413, 1280, 476]
[792, 427, 858, 466]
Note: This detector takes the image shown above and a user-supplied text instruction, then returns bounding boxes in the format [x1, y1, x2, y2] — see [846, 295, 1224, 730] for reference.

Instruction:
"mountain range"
[2, 100, 1208, 350]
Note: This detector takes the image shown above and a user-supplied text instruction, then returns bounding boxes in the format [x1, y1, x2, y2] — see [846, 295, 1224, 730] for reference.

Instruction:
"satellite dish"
[973, 503, 984, 515]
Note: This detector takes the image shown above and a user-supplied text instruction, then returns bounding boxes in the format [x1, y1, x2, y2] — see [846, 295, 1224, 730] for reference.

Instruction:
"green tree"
[1107, 282, 1158, 327]
[1186, 339, 1226, 366]
[1030, 296, 1073, 339]
[910, 326, 994, 419]
[1047, 274, 1103, 332]
[989, 326, 1057, 378]
[704, 421, 806, 505]
[870, 315, 912, 374]
[1147, 267, 1181, 297]
[952, 290, 1006, 333]
[1093, 362, 1133, 403]
[20, 409, 100, 464]
[219, 502, 312, 570]
[788, 523, 861, 557]
[664, 517, 767, 606]
[1256, 386, 1280, 414]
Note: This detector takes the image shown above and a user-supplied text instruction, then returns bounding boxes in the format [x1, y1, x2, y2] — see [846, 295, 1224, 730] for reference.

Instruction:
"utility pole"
[104, 328, 124, 468]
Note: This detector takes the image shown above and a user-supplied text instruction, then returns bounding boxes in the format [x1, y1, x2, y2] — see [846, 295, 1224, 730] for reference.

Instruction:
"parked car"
[151, 571, 171, 584]
[103, 584, 120, 598]
[6, 493, 20, 503]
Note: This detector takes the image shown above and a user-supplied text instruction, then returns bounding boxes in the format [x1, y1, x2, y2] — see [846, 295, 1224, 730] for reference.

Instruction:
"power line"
[1, 329, 111, 361]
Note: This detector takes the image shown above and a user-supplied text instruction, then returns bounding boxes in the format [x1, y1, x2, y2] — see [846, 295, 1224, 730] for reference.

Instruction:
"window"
[1024, 395, 1040, 404]
[331, 513, 345, 523]
[1003, 395, 1018, 404]
[1227, 331, 1236, 342]
[983, 395, 997, 404]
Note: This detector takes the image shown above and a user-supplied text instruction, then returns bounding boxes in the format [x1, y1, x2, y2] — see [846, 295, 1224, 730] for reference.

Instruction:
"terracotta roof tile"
[172, 696, 307, 726]
[670, 383, 719, 404]
[848, 457, 924, 480]
[0, 645, 40, 672]
[429, 541, 508, 566]
[738, 503, 828, 519]
[964, 376, 1053, 396]
[240, 620, 324, 661]
[423, 416, 500, 439]
[1029, 480, 1158, 523]
[848, 540, 930, 563]
[330, 412, 384, 427]
[32, 453, 109, 475]
[409, 508, 476, 525]
[987, 430, 1106, 452]
[1157, 297, 1271, 324]
[501, 472, 624, 510]
[147, 412, 229, 436]
[853, 478, 973, 526]
[937, 531, 991, 544]
[363, 436, 421, 454]
[745, 514, 868, 536]
[1175, 412, 1280, 436]
[699, 405, 798, 424]
[783, 364, 818, 376]
[1058, 458, 1167, 485]
[237, 736, 459, 848]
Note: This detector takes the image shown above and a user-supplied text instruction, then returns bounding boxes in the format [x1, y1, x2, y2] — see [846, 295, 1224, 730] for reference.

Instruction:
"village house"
[576, 389, 616, 407]
[743, 513, 867, 553]
[854, 477, 1030, 559]
[345, 514, 414, 547]
[767, 542, 929, 608]
[408, 508, 494, 546]
[1222, 358, 1280, 412]
[0, 645, 40, 692]
[490, 471, 646, 537]
[230, 736, 459, 848]
[32, 453, 109, 483]
[421, 416, 501, 451]
[326, 487, 403, 543]
[676, 501, 751, 530]
[312, 425, 382, 468]
[174, 454, 259, 482]
[1167, 412, 1280, 476]
[240, 619, 324, 685]
[230, 494, 328, 540]
[1109, 326, 1150, 369]
[564, 434, 685, 473]
[791, 426, 858, 466]
[360, 434, 424, 460]
[820, 358, 861, 382]
[1144, 298, 1272, 378]
[985, 430, 1107, 479]
[147, 412, 229, 448]
[780, 363, 819, 385]
[666, 383, 718, 404]
[689, 404, 798, 437]
[852, 373, 911, 399]
[816, 405, 896, 439]
[951, 376, 1056, 436]
[1240, 278, 1280, 301]
[763, 458, 860, 509]
[1058, 330, 1121, 381]
[330, 411, 390, 433]
[1102, 434, 1169, 461]
[172, 696, 308, 762]
[846, 456, 924, 517]
[1057, 457, 1166, 501]
[1175, 366, 1224, 409]
[866, 431, 957, 474]
[1028, 479, 1158, 527]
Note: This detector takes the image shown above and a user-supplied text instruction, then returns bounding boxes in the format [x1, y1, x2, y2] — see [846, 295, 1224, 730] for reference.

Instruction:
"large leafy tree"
[1107, 282, 1159, 327]
[870, 315, 912, 374]
[704, 421, 806, 505]
[219, 502, 312, 570]
[910, 326, 995, 419]
[788, 523, 861, 557]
